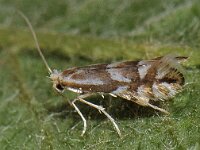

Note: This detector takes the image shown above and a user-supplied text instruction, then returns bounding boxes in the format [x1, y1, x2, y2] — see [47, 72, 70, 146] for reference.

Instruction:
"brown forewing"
[61, 61, 141, 93]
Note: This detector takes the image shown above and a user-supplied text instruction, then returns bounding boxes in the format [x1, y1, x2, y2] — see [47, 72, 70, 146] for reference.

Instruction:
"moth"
[19, 11, 187, 137]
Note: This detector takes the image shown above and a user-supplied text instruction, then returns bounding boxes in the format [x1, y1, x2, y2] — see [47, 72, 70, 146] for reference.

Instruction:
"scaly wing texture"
[111, 56, 187, 113]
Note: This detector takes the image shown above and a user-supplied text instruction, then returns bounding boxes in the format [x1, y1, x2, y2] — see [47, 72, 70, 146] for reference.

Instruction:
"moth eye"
[56, 84, 64, 92]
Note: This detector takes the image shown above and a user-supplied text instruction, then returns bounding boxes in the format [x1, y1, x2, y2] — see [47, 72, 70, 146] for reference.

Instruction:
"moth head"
[49, 69, 64, 93]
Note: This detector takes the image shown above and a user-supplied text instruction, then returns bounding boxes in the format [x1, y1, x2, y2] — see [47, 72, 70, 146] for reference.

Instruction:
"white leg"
[78, 95, 122, 137]
[116, 92, 170, 115]
[147, 103, 170, 115]
[71, 99, 87, 136]
[133, 98, 170, 115]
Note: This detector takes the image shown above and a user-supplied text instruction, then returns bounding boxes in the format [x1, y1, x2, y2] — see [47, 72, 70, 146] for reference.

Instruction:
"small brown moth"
[18, 11, 187, 137]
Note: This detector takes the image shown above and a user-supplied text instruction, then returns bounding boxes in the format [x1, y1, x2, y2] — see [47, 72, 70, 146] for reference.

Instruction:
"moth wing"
[144, 55, 187, 101]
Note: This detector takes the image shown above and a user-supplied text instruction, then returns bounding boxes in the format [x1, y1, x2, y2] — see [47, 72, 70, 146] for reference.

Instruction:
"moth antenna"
[17, 10, 52, 74]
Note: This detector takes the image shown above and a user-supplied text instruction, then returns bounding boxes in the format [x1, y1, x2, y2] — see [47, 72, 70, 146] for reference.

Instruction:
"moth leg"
[77, 95, 122, 137]
[115, 91, 169, 114]
[133, 97, 169, 115]
[109, 93, 117, 98]
[71, 99, 87, 136]
[147, 103, 170, 115]
[71, 93, 95, 136]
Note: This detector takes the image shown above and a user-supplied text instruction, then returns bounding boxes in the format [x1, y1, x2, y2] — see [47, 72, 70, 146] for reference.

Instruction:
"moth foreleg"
[72, 99, 87, 136]
[77, 95, 122, 137]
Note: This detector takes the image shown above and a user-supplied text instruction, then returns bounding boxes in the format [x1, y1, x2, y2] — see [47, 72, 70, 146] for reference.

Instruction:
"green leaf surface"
[0, 0, 200, 149]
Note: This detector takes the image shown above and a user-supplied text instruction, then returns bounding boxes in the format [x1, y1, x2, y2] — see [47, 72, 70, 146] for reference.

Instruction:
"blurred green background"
[0, 0, 200, 149]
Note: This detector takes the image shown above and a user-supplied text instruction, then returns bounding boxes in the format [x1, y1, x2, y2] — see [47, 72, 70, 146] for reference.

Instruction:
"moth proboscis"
[18, 11, 187, 137]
